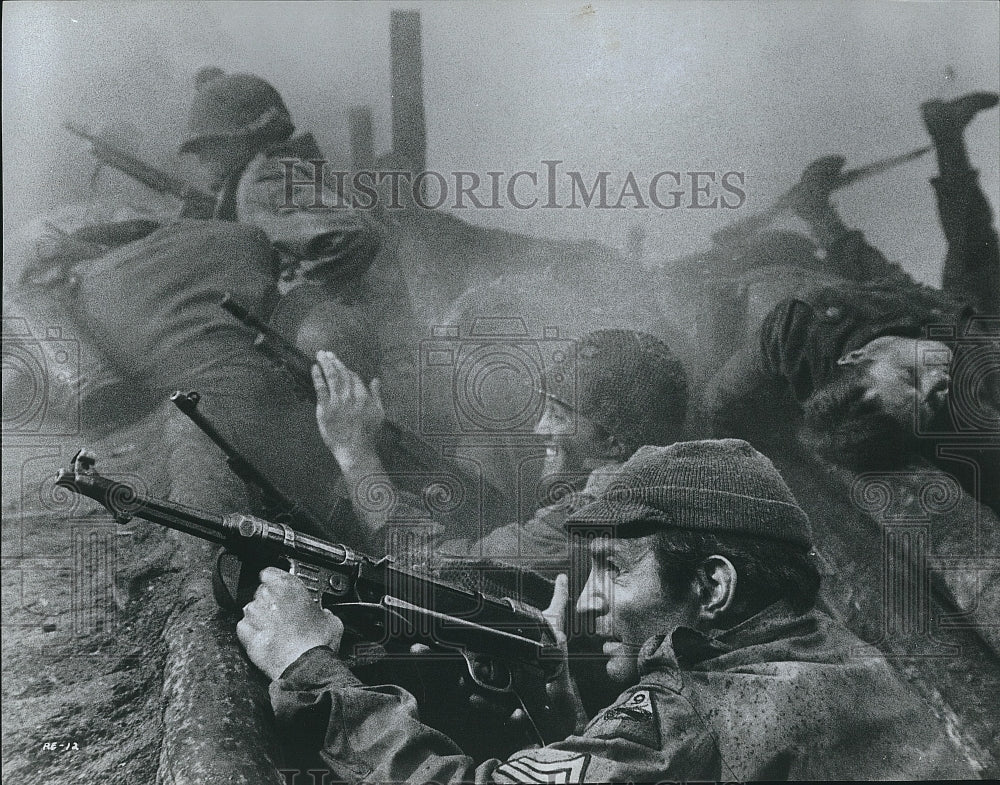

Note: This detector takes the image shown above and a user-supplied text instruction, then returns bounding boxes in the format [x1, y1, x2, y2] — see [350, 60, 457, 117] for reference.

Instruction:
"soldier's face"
[577, 535, 698, 684]
[192, 139, 255, 184]
[533, 398, 606, 483]
[838, 336, 952, 426]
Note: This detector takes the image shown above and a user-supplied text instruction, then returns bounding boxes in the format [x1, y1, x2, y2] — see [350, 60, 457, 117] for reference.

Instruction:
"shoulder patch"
[588, 688, 662, 750]
[495, 751, 591, 784]
[604, 688, 655, 722]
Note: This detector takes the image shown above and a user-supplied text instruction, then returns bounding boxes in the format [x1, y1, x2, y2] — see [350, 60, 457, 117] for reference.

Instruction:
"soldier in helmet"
[309, 328, 690, 571]
[178, 68, 382, 292]
[179, 68, 423, 433]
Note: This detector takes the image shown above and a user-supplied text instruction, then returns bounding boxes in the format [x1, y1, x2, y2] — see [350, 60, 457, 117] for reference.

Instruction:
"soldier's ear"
[694, 555, 737, 623]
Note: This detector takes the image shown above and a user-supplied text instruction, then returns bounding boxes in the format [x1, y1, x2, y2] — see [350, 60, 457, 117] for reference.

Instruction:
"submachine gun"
[55, 450, 564, 749]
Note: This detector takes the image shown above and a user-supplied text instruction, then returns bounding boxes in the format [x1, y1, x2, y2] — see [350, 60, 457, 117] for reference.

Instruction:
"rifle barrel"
[835, 145, 933, 190]
[169, 389, 328, 534]
[64, 121, 216, 205]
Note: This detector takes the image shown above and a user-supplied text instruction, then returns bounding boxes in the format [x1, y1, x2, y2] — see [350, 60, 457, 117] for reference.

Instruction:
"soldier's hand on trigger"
[237, 567, 344, 681]
[312, 350, 386, 465]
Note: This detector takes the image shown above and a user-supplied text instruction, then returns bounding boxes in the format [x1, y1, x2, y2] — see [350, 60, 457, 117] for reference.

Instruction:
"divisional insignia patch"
[494, 751, 591, 784]
[604, 688, 655, 722]
[592, 688, 662, 749]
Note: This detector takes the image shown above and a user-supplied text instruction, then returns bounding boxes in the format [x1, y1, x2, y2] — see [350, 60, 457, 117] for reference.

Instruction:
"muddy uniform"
[21, 219, 361, 537]
[268, 601, 973, 782]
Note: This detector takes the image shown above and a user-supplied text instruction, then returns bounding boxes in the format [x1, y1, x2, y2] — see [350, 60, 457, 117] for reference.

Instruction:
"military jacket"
[269, 601, 975, 782]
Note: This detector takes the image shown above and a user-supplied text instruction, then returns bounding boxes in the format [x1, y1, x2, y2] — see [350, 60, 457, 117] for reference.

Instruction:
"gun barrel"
[64, 120, 216, 205]
[222, 293, 318, 401]
[221, 293, 272, 334]
[63, 121, 95, 142]
[54, 463, 229, 544]
[54, 452, 549, 644]
[835, 145, 933, 190]
[222, 294, 307, 359]
[54, 452, 350, 565]
[169, 389, 328, 534]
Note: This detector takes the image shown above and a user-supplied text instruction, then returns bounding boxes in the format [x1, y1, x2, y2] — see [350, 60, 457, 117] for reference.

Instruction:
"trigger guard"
[461, 651, 514, 693]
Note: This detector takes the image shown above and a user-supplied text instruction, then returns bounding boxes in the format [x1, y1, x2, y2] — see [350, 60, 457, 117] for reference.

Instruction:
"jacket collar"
[637, 600, 831, 676]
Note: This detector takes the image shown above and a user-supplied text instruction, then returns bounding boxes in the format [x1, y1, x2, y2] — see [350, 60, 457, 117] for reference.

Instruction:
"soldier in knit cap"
[237, 438, 976, 781]
[179, 68, 381, 290]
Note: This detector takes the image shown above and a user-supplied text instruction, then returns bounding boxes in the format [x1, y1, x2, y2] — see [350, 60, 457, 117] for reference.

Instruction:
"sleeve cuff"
[278, 645, 363, 690]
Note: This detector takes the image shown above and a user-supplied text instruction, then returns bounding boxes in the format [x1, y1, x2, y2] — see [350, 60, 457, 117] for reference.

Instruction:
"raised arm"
[312, 350, 403, 537]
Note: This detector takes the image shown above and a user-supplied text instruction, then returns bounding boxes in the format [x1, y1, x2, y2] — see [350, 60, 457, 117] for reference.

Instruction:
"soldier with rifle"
[177, 67, 381, 288]
[178, 67, 420, 433]
[301, 327, 690, 716]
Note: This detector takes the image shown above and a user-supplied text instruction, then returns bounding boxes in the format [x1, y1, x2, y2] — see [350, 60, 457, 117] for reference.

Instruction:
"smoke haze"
[3, 0, 998, 284]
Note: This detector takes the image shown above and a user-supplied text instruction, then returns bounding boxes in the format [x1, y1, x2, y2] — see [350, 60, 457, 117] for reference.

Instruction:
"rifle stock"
[55, 450, 562, 745]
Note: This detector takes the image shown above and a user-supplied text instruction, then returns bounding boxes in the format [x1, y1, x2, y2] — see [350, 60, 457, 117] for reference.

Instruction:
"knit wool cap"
[542, 329, 688, 449]
[566, 439, 813, 548]
[179, 72, 293, 153]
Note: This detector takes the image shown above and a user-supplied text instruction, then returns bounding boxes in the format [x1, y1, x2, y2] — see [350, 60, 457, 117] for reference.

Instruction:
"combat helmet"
[543, 329, 689, 451]
[179, 69, 294, 153]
